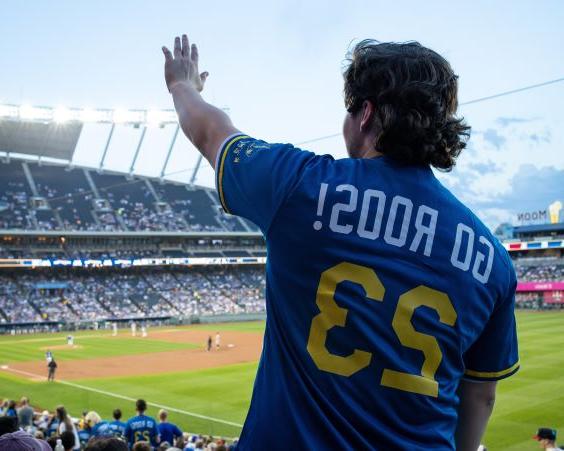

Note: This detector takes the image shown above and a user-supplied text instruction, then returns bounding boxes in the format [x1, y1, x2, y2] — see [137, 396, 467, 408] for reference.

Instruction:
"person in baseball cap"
[0, 430, 51, 451]
[533, 428, 563, 450]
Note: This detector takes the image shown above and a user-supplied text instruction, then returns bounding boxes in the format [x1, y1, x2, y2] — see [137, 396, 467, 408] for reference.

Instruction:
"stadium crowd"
[0, 159, 257, 233]
[0, 266, 266, 325]
[514, 260, 564, 282]
[0, 397, 236, 450]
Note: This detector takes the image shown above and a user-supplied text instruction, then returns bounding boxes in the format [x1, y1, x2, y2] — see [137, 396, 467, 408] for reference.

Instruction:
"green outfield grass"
[1, 315, 563, 447]
[0, 334, 198, 363]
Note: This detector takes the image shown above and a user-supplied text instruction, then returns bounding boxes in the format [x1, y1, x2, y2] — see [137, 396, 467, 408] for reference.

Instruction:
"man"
[17, 397, 34, 430]
[156, 410, 182, 448]
[85, 412, 112, 438]
[112, 323, 118, 337]
[47, 359, 57, 382]
[45, 350, 53, 364]
[162, 35, 519, 450]
[60, 430, 76, 451]
[214, 332, 220, 351]
[206, 336, 212, 352]
[108, 409, 127, 438]
[533, 428, 563, 450]
[124, 399, 159, 449]
[0, 430, 51, 451]
[131, 322, 137, 337]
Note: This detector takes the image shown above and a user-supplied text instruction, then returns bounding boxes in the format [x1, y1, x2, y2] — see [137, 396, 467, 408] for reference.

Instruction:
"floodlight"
[80, 108, 109, 122]
[146, 109, 177, 126]
[19, 105, 52, 121]
[53, 106, 73, 123]
[113, 109, 144, 123]
[0, 104, 19, 118]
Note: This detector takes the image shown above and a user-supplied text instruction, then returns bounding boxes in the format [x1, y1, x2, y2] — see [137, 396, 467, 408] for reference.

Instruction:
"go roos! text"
[314, 183, 494, 284]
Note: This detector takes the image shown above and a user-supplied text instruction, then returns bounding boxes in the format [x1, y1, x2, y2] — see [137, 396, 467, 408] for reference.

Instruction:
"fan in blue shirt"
[157, 409, 183, 447]
[124, 399, 159, 449]
[109, 408, 127, 438]
[162, 34, 519, 450]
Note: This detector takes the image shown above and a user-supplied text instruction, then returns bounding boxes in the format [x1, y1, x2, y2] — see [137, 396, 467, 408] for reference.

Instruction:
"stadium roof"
[513, 223, 564, 234]
[0, 103, 209, 185]
[0, 119, 82, 160]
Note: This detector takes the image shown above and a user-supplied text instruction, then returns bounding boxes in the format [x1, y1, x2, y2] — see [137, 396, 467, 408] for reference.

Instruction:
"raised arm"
[162, 34, 240, 168]
[455, 379, 497, 451]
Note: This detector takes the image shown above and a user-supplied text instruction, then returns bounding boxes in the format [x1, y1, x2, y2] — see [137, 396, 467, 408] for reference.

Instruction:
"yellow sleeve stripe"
[464, 361, 520, 379]
[216, 134, 250, 215]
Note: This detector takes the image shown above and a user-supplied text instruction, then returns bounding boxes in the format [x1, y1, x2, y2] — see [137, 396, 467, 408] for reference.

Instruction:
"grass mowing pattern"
[0, 334, 198, 363]
[0, 315, 563, 446]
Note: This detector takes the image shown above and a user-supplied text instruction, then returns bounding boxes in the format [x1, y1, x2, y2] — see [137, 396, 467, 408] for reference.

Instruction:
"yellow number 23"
[306, 262, 457, 397]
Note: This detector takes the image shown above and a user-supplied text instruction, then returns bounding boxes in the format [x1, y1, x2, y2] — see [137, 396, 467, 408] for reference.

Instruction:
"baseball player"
[141, 325, 148, 338]
[112, 323, 118, 337]
[131, 322, 137, 337]
[67, 335, 74, 346]
[47, 359, 57, 382]
[163, 34, 518, 449]
[215, 332, 220, 350]
[45, 350, 53, 364]
[207, 336, 212, 352]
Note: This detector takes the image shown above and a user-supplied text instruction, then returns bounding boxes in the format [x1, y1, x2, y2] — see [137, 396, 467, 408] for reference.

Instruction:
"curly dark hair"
[343, 40, 470, 171]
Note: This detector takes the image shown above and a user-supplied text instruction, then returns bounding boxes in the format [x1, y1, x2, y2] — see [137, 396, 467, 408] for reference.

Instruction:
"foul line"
[1, 367, 243, 429]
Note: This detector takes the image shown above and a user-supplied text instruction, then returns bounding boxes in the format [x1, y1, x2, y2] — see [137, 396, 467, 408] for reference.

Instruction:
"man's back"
[218, 136, 518, 450]
[125, 414, 159, 448]
[17, 405, 34, 428]
[158, 421, 182, 446]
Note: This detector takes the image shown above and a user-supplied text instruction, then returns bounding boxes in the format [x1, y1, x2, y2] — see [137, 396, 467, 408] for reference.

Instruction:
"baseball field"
[0, 312, 563, 449]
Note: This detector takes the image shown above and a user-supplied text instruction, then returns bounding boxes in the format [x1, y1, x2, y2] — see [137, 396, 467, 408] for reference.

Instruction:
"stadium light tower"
[160, 124, 180, 179]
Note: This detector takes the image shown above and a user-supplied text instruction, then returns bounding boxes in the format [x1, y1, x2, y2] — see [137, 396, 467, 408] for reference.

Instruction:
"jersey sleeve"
[124, 422, 132, 442]
[462, 268, 519, 381]
[215, 134, 318, 231]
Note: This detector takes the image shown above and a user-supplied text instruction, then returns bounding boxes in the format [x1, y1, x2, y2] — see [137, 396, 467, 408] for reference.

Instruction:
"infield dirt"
[9, 329, 263, 380]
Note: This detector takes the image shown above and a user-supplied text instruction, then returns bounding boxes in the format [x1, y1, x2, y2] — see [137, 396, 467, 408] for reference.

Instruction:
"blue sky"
[1, 0, 562, 228]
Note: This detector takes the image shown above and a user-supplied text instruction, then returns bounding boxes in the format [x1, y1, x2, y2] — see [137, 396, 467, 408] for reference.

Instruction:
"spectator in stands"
[17, 397, 34, 430]
[0, 417, 17, 437]
[55, 406, 80, 451]
[0, 430, 51, 451]
[4, 400, 17, 418]
[85, 411, 112, 438]
[60, 430, 76, 451]
[45, 413, 59, 439]
[124, 400, 159, 449]
[109, 408, 127, 438]
[157, 410, 182, 448]
[84, 437, 128, 451]
[78, 411, 88, 430]
[533, 428, 563, 450]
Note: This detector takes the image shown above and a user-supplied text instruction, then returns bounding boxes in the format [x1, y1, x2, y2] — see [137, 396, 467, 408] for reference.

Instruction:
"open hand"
[162, 34, 209, 92]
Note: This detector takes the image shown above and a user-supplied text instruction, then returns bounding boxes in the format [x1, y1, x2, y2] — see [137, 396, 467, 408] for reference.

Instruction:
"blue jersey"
[157, 421, 182, 446]
[124, 414, 159, 448]
[109, 420, 127, 437]
[92, 420, 112, 437]
[217, 135, 519, 450]
[77, 428, 91, 447]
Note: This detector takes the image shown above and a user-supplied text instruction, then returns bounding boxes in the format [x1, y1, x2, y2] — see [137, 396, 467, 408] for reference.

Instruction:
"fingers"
[191, 43, 199, 65]
[182, 34, 189, 58]
[200, 71, 209, 83]
[162, 46, 173, 62]
[174, 36, 181, 58]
